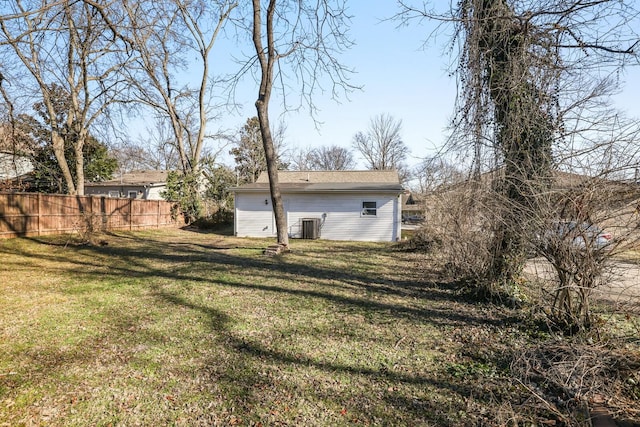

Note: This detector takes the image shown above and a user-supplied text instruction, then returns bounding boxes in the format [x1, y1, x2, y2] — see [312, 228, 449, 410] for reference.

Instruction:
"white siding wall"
[234, 191, 401, 242]
[234, 193, 277, 237]
[0, 154, 33, 179]
[145, 186, 166, 200]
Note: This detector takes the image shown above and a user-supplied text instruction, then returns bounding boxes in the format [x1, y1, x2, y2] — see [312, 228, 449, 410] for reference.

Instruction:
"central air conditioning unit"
[301, 218, 321, 239]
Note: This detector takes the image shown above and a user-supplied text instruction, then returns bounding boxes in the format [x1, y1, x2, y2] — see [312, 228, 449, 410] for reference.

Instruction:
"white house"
[232, 170, 404, 242]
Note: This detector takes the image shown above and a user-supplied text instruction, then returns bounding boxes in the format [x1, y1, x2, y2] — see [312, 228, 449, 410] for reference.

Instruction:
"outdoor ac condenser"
[301, 218, 321, 239]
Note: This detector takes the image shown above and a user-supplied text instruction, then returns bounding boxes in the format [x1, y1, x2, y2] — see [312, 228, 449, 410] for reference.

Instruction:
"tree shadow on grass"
[1, 231, 532, 425]
[150, 283, 519, 425]
[0, 232, 517, 330]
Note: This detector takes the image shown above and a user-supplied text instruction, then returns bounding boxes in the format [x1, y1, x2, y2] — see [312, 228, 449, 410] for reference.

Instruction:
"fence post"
[37, 193, 42, 236]
[129, 198, 133, 231]
[100, 196, 107, 231]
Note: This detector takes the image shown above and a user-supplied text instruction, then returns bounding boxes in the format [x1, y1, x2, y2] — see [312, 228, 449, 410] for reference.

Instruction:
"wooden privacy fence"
[0, 193, 183, 239]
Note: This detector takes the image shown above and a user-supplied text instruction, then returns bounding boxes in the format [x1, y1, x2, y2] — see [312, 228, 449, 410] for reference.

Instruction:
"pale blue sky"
[134, 2, 640, 170]
[215, 2, 460, 168]
[280, 2, 458, 165]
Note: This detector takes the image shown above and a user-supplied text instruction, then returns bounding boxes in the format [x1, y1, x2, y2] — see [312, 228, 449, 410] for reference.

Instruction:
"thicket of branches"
[1, 0, 131, 195]
[398, 0, 640, 332]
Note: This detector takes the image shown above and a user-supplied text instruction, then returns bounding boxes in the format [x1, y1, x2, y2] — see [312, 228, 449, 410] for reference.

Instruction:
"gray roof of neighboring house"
[85, 170, 171, 187]
[402, 192, 425, 211]
[233, 170, 404, 192]
[451, 168, 637, 190]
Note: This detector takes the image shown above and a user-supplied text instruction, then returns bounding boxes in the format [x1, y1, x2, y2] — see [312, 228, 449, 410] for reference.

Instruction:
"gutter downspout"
[396, 193, 403, 241]
[233, 191, 238, 236]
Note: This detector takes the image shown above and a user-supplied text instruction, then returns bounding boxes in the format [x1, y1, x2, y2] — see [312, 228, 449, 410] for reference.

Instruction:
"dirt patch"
[524, 257, 640, 307]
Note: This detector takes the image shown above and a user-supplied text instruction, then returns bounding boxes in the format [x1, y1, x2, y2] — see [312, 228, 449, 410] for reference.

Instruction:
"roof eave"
[232, 187, 404, 193]
[85, 182, 167, 187]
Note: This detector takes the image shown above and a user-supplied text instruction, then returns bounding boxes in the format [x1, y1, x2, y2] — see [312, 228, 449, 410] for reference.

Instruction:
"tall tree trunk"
[252, 0, 288, 247]
[75, 131, 86, 196]
[255, 100, 288, 246]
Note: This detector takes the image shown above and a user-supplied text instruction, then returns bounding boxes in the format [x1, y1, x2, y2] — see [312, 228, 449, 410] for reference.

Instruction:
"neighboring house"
[84, 170, 170, 200]
[402, 192, 426, 223]
[0, 152, 34, 191]
[232, 170, 404, 242]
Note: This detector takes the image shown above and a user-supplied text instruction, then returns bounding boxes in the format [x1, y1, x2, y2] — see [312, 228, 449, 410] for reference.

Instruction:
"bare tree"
[114, 0, 236, 176]
[111, 119, 181, 173]
[309, 145, 355, 171]
[412, 156, 465, 194]
[288, 146, 315, 171]
[246, 0, 355, 247]
[352, 113, 410, 171]
[289, 144, 355, 171]
[0, 0, 130, 195]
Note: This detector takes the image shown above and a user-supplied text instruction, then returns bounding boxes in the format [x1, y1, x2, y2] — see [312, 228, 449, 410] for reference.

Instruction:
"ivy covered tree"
[399, 0, 640, 330]
[461, 0, 555, 296]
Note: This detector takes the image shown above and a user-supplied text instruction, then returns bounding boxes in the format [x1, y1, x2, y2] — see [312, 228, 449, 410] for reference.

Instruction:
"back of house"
[232, 170, 404, 242]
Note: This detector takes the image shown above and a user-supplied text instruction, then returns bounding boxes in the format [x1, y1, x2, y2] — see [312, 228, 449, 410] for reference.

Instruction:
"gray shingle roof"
[85, 170, 171, 186]
[255, 170, 400, 184]
[234, 170, 403, 192]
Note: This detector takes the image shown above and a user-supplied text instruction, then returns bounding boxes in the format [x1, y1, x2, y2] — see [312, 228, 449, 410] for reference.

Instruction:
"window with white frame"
[128, 191, 138, 199]
[361, 201, 377, 216]
[108, 191, 119, 198]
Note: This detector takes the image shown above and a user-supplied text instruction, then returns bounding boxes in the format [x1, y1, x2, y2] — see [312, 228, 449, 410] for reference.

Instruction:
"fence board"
[0, 193, 183, 238]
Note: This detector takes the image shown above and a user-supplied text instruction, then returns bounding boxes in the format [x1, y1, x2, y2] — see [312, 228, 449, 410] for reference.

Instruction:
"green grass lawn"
[0, 229, 638, 426]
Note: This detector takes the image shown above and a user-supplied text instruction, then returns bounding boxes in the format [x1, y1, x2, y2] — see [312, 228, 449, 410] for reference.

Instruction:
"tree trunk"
[478, 0, 553, 290]
[252, 0, 288, 247]
[51, 132, 77, 195]
[74, 133, 85, 196]
[255, 100, 288, 246]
